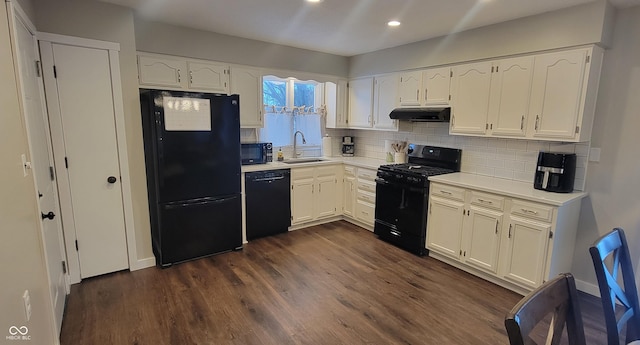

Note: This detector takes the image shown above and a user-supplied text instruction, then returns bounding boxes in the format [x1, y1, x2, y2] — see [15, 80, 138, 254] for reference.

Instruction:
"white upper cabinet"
[450, 61, 493, 135]
[398, 71, 422, 107]
[487, 56, 534, 137]
[398, 67, 451, 107]
[373, 74, 399, 130]
[447, 46, 602, 142]
[138, 53, 230, 94]
[325, 80, 348, 129]
[348, 77, 374, 128]
[423, 67, 452, 105]
[230, 66, 263, 128]
[527, 47, 602, 141]
[187, 61, 229, 93]
[138, 54, 187, 89]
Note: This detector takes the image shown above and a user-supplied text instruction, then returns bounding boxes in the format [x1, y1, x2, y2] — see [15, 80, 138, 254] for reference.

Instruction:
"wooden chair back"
[505, 273, 586, 345]
[590, 227, 640, 344]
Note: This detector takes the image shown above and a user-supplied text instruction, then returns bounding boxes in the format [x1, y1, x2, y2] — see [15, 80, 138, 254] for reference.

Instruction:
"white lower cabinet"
[355, 167, 377, 228]
[427, 181, 581, 293]
[342, 166, 356, 218]
[340, 165, 377, 229]
[428, 186, 503, 275]
[501, 216, 550, 289]
[291, 165, 341, 225]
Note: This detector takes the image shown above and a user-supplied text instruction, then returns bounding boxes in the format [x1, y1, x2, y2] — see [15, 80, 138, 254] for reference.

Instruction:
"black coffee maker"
[534, 152, 577, 193]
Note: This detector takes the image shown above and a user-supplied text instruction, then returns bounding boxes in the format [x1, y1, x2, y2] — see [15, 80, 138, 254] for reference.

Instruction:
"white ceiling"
[102, 0, 640, 57]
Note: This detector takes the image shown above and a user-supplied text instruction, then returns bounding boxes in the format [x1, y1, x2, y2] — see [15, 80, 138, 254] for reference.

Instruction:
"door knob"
[41, 211, 55, 220]
[107, 176, 117, 184]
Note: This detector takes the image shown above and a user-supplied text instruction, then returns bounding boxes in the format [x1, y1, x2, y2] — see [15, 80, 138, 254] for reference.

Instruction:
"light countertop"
[428, 172, 587, 206]
[241, 156, 387, 173]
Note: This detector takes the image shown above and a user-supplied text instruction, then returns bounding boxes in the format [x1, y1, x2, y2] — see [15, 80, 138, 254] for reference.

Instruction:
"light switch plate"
[589, 148, 601, 162]
[21, 154, 31, 177]
[22, 290, 31, 321]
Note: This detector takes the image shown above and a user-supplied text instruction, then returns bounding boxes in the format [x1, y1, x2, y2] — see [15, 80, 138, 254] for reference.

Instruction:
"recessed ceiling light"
[388, 20, 401, 27]
[306, 0, 323, 3]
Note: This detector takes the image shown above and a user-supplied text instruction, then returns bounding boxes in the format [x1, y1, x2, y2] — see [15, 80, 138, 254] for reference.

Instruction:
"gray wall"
[135, 18, 349, 77]
[348, 0, 640, 291]
[33, 0, 153, 261]
[349, 0, 614, 77]
[571, 5, 640, 289]
[0, 3, 55, 344]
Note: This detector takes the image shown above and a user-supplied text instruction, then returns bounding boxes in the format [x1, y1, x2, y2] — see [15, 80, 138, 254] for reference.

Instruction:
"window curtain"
[294, 114, 322, 146]
[259, 111, 294, 147]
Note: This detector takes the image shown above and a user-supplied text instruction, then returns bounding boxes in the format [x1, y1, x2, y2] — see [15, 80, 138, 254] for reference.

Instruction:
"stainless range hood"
[389, 107, 451, 122]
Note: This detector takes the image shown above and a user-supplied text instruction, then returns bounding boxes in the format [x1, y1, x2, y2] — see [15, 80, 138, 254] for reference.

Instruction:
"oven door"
[374, 178, 429, 255]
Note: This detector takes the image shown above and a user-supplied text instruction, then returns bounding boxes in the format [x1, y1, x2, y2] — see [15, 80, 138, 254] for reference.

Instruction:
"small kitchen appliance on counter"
[534, 152, 576, 193]
[240, 142, 272, 165]
[342, 136, 354, 156]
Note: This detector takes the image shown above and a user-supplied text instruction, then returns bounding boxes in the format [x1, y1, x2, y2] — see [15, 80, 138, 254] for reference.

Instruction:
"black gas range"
[374, 144, 462, 256]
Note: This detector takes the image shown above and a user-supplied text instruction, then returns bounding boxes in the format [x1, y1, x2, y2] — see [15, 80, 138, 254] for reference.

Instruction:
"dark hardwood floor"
[60, 221, 608, 344]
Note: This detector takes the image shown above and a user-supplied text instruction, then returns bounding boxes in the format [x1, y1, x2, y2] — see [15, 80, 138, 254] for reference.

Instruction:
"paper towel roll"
[322, 136, 332, 157]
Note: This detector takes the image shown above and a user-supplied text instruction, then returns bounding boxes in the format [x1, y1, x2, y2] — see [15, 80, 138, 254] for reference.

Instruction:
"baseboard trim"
[575, 279, 601, 297]
[131, 257, 156, 271]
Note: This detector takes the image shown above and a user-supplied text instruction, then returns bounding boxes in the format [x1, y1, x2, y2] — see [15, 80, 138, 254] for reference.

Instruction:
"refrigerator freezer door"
[157, 195, 242, 266]
[155, 92, 241, 202]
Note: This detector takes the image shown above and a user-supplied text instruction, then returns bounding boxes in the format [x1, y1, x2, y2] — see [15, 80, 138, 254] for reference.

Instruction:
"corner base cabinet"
[427, 179, 584, 294]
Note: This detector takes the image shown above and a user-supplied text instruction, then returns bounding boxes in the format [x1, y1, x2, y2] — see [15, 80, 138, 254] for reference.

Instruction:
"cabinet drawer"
[316, 166, 337, 177]
[356, 200, 375, 226]
[430, 183, 465, 202]
[357, 168, 377, 182]
[510, 200, 554, 222]
[292, 167, 315, 180]
[344, 165, 356, 176]
[469, 191, 504, 210]
[357, 180, 377, 194]
[357, 190, 375, 204]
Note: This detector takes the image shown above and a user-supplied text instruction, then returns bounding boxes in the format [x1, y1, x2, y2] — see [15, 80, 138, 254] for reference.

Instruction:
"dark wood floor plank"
[60, 221, 608, 345]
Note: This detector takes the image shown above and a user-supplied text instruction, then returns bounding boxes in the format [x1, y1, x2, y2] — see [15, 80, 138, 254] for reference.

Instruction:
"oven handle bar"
[375, 178, 428, 193]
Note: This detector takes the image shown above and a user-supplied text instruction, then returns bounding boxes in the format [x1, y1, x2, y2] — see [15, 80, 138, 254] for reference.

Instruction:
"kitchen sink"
[281, 158, 327, 164]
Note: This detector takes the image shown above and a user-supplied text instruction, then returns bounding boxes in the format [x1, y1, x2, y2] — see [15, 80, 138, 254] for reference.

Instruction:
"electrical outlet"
[22, 290, 31, 321]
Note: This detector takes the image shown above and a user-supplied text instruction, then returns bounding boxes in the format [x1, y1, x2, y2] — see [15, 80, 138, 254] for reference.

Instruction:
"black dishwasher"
[245, 169, 291, 241]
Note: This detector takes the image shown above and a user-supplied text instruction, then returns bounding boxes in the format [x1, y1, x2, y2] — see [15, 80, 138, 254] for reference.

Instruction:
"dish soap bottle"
[277, 147, 284, 161]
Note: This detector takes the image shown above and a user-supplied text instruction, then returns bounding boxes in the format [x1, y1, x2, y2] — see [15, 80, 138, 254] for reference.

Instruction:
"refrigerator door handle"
[164, 196, 238, 209]
[155, 112, 165, 188]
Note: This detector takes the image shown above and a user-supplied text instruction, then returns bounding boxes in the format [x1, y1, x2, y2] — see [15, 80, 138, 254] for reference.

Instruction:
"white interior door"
[10, 7, 66, 336]
[40, 41, 129, 279]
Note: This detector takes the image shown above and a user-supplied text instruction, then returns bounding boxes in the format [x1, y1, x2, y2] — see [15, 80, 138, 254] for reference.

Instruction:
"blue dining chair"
[590, 227, 640, 345]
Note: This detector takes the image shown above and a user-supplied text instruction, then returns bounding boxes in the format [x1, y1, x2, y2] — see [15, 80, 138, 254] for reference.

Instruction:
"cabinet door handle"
[477, 198, 492, 204]
[440, 190, 452, 195]
[508, 224, 512, 238]
[189, 70, 193, 84]
[521, 208, 538, 215]
[451, 114, 455, 126]
[319, 184, 321, 193]
[495, 221, 499, 234]
[424, 88, 428, 101]
[535, 115, 540, 131]
[177, 69, 181, 83]
[520, 115, 525, 130]
[416, 89, 419, 101]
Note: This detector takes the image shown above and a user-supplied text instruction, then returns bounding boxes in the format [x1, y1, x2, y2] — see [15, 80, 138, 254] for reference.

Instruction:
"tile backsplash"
[328, 123, 589, 191]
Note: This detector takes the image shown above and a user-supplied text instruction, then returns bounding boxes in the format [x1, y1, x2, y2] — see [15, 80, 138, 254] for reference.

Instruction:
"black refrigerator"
[140, 89, 242, 267]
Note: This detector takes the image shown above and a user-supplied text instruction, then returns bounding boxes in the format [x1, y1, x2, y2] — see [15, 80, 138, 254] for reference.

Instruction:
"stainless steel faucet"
[293, 130, 306, 158]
